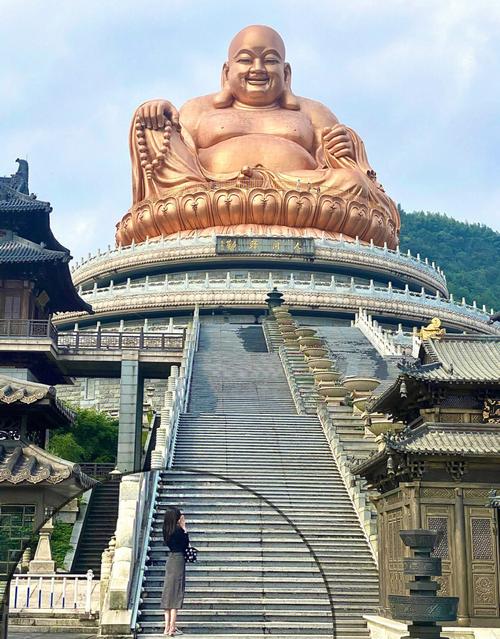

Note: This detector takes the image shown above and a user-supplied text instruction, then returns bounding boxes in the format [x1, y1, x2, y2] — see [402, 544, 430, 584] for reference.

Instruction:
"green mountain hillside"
[398, 208, 499, 312]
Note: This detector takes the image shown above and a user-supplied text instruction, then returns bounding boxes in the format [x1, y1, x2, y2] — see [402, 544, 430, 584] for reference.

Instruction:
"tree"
[399, 209, 500, 312]
[48, 407, 118, 464]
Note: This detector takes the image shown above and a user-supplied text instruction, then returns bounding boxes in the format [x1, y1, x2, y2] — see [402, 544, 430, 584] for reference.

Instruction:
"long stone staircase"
[71, 479, 120, 577]
[315, 326, 400, 394]
[137, 322, 378, 638]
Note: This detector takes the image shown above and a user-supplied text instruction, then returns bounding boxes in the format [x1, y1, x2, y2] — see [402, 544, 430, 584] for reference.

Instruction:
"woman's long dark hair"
[163, 506, 182, 541]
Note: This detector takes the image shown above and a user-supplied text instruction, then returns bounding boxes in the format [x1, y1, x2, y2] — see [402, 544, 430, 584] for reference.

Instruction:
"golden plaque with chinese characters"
[116, 25, 400, 249]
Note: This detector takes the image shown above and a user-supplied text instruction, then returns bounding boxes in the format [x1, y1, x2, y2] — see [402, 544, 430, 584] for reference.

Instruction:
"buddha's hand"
[322, 124, 355, 163]
[136, 100, 180, 130]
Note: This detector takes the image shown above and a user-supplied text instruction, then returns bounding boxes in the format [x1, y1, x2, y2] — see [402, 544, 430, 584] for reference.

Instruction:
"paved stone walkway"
[8, 633, 97, 639]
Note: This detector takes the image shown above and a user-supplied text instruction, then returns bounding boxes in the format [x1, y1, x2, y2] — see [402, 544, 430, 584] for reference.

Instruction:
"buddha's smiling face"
[225, 25, 289, 107]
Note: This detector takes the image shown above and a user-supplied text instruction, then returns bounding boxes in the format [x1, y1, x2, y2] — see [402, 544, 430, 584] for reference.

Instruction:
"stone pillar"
[100, 474, 141, 635]
[29, 518, 56, 574]
[117, 353, 144, 473]
[454, 487, 471, 626]
[55, 498, 79, 524]
[20, 546, 31, 572]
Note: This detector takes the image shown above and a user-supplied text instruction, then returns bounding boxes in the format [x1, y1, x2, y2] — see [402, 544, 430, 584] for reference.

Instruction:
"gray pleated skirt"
[161, 552, 186, 609]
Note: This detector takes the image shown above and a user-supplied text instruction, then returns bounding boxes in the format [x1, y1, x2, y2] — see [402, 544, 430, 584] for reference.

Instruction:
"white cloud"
[1, 0, 499, 263]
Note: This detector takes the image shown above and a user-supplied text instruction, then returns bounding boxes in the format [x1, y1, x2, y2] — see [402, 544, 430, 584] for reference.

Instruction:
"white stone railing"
[98, 308, 200, 635]
[77, 271, 492, 317]
[10, 571, 98, 614]
[273, 318, 378, 558]
[71, 270, 495, 331]
[278, 345, 308, 416]
[354, 308, 411, 356]
[316, 403, 378, 560]
[99, 469, 158, 635]
[150, 305, 200, 470]
[70, 233, 448, 294]
[411, 331, 423, 358]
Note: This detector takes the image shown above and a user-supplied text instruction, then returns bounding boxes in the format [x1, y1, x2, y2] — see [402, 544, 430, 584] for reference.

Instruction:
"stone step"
[143, 585, 378, 599]
[145, 565, 376, 578]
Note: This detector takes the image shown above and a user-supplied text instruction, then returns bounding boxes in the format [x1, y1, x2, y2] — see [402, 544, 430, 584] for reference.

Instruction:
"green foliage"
[48, 407, 118, 464]
[47, 432, 85, 462]
[50, 522, 73, 569]
[399, 208, 500, 311]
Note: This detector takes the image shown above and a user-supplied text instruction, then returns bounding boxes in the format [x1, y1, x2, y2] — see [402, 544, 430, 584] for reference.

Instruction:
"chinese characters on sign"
[216, 236, 315, 257]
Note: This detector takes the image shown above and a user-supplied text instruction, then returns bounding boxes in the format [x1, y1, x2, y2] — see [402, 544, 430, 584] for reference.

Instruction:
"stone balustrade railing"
[74, 270, 494, 325]
[355, 308, 410, 356]
[316, 402, 378, 558]
[100, 470, 158, 634]
[10, 571, 98, 614]
[271, 312, 378, 558]
[150, 306, 200, 469]
[277, 344, 308, 415]
[70, 234, 447, 294]
[99, 308, 199, 635]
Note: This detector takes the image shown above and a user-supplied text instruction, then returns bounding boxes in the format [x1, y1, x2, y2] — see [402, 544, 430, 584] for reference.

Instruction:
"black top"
[165, 526, 190, 552]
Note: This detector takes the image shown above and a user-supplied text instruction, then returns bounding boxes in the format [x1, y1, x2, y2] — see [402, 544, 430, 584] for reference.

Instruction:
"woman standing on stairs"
[162, 506, 189, 636]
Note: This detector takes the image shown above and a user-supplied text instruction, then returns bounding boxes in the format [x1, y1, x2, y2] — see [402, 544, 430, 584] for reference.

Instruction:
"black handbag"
[184, 545, 198, 563]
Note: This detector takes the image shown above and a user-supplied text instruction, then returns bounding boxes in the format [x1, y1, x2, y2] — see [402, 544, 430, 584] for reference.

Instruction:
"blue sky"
[1, 0, 499, 259]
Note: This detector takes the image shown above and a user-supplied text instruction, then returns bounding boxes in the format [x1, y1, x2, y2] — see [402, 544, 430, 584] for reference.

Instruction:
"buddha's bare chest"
[195, 108, 315, 150]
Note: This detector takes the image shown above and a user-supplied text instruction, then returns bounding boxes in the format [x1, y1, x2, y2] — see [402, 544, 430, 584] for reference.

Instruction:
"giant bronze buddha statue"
[116, 25, 399, 248]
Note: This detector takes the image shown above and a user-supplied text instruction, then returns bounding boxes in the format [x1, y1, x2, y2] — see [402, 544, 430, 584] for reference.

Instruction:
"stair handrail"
[262, 316, 276, 352]
[354, 308, 405, 356]
[99, 471, 156, 634]
[316, 401, 378, 561]
[129, 469, 160, 635]
[149, 307, 200, 470]
[166, 305, 199, 469]
[278, 344, 308, 415]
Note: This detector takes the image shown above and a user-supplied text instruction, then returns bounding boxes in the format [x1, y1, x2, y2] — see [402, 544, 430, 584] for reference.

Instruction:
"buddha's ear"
[281, 63, 300, 110]
[214, 62, 233, 108]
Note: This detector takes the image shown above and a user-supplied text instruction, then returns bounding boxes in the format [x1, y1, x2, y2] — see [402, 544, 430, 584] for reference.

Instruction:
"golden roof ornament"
[116, 25, 400, 248]
[419, 317, 446, 340]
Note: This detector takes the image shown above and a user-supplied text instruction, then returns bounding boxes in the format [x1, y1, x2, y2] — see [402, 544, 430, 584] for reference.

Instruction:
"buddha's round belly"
[198, 134, 317, 173]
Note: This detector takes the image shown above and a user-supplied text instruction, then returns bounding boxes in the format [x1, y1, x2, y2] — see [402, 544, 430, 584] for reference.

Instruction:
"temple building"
[4, 24, 500, 639]
[0, 160, 95, 637]
[354, 335, 500, 631]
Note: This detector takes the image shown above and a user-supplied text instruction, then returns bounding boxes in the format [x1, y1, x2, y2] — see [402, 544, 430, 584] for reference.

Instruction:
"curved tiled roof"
[0, 441, 95, 489]
[387, 423, 500, 456]
[415, 336, 500, 382]
[0, 237, 68, 264]
[0, 195, 50, 211]
[0, 375, 75, 423]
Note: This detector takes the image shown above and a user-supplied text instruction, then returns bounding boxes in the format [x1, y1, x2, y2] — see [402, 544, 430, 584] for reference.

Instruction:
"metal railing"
[0, 319, 57, 340]
[57, 328, 186, 352]
[10, 571, 97, 614]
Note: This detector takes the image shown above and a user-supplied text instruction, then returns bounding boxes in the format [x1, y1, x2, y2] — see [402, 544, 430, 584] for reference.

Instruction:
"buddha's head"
[215, 25, 298, 110]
